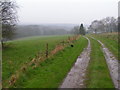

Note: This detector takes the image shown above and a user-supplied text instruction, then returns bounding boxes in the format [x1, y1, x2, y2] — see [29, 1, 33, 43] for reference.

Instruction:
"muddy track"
[90, 37, 119, 89]
[59, 36, 91, 88]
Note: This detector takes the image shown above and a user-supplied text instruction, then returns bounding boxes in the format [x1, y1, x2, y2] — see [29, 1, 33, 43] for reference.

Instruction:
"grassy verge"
[90, 33, 119, 59]
[13, 36, 88, 88]
[85, 37, 114, 88]
[2, 35, 70, 81]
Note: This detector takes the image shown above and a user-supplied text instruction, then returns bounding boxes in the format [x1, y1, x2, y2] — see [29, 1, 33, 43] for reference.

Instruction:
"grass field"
[90, 32, 119, 59]
[2, 32, 118, 88]
[13, 36, 88, 88]
[85, 37, 114, 88]
[3, 35, 88, 88]
[2, 35, 70, 82]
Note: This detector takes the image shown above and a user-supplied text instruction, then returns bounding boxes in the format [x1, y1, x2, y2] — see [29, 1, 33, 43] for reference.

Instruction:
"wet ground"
[60, 36, 119, 89]
[60, 37, 91, 88]
[97, 40, 119, 89]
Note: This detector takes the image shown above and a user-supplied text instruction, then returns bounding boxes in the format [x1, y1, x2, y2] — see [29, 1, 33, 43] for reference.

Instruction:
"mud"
[59, 37, 91, 88]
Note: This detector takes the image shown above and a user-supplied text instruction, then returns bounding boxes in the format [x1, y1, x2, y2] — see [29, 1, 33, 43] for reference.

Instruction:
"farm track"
[3, 35, 119, 88]
[90, 36, 119, 89]
[60, 36, 91, 88]
[60, 36, 119, 88]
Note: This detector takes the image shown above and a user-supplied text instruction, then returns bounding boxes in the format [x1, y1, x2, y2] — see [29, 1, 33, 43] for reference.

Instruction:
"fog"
[13, 24, 75, 39]
[12, 0, 119, 39]
[17, 0, 118, 25]
[118, 1, 120, 17]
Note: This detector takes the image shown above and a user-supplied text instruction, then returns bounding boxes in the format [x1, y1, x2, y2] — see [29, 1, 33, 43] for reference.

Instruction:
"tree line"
[71, 17, 119, 35]
[14, 25, 69, 39]
[87, 17, 118, 34]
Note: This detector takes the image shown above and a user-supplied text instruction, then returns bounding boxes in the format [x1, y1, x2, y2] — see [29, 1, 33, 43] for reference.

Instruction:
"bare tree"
[88, 17, 117, 34]
[102, 17, 117, 33]
[0, 0, 18, 47]
[118, 17, 120, 32]
[90, 20, 99, 33]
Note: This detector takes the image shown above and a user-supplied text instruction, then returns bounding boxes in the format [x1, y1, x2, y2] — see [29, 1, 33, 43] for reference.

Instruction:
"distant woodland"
[13, 24, 74, 39]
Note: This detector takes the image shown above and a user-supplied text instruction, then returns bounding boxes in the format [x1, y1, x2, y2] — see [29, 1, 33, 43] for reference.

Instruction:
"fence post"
[46, 43, 48, 58]
[68, 36, 70, 43]
[63, 40, 64, 46]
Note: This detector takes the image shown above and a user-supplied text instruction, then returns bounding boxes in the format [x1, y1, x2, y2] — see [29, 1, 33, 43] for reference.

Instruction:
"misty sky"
[17, 0, 119, 25]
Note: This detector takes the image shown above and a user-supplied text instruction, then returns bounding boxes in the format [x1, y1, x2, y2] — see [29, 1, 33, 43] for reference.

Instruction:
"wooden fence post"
[46, 43, 48, 58]
[62, 40, 64, 46]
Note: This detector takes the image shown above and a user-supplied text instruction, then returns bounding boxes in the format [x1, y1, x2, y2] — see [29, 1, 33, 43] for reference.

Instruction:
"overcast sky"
[17, 0, 119, 25]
